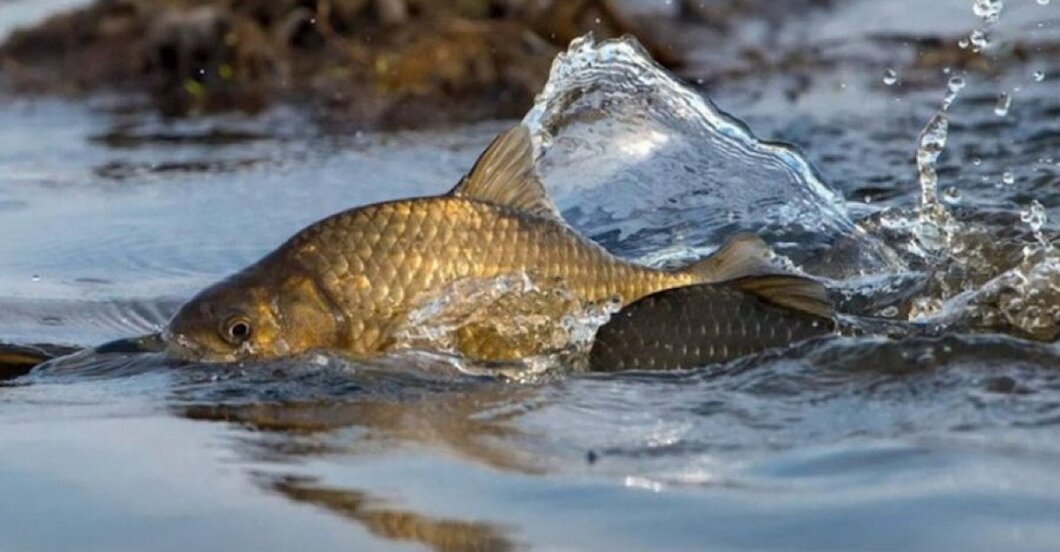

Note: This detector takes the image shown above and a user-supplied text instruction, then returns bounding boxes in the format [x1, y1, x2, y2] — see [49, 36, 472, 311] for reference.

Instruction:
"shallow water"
[3, 0, 1060, 550]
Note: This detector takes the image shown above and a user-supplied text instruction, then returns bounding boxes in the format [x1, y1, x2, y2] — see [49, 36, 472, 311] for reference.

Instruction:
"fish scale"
[589, 283, 835, 371]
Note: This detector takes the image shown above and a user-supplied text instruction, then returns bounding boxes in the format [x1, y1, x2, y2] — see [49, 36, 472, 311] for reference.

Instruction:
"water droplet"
[883, 69, 899, 85]
[969, 29, 990, 50]
[1034, 70, 1046, 82]
[1020, 200, 1047, 235]
[957, 37, 970, 49]
[863, 194, 873, 204]
[972, 157, 982, 166]
[1002, 171, 1015, 185]
[31, 274, 41, 282]
[994, 91, 1012, 116]
[878, 306, 899, 318]
[943, 185, 961, 202]
[1036, 0, 1050, 5]
[973, 0, 1004, 24]
[943, 75, 966, 109]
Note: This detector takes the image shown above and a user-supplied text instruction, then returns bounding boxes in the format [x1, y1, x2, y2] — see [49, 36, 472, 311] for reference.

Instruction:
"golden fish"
[165, 125, 830, 362]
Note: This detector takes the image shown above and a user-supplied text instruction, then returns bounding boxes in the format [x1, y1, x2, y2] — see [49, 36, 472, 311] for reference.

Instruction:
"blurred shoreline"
[0, 0, 695, 127]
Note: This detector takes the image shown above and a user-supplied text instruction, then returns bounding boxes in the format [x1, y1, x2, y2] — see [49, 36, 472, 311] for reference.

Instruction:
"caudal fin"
[680, 233, 775, 283]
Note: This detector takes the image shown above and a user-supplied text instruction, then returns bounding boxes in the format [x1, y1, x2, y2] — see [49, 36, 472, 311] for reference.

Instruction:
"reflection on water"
[265, 475, 517, 552]
[179, 375, 543, 474]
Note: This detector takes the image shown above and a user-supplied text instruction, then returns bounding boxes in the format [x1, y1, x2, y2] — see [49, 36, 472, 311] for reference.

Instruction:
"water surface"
[2, 1, 1060, 550]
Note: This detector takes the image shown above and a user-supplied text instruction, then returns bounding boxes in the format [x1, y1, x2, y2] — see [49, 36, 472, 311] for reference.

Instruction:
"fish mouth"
[94, 333, 167, 355]
[159, 328, 208, 361]
[160, 328, 240, 363]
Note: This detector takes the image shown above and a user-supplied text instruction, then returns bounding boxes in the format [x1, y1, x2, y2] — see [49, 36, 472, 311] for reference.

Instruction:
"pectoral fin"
[681, 233, 776, 283]
[727, 275, 834, 319]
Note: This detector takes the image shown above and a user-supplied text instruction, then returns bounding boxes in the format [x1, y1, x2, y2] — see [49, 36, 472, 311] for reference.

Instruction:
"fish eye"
[221, 315, 252, 346]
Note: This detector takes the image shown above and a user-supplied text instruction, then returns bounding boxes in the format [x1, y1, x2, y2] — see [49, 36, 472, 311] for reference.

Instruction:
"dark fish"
[589, 277, 835, 371]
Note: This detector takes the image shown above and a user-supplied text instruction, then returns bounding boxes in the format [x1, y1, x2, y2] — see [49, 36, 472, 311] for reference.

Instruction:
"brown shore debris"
[0, 0, 681, 126]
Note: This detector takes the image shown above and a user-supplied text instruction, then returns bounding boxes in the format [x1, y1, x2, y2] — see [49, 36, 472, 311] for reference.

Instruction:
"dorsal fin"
[727, 275, 834, 320]
[680, 233, 775, 283]
[448, 125, 562, 220]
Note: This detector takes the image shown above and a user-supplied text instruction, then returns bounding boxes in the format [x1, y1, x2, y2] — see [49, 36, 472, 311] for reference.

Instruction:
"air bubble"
[1033, 70, 1045, 82]
[1002, 171, 1015, 185]
[883, 69, 899, 85]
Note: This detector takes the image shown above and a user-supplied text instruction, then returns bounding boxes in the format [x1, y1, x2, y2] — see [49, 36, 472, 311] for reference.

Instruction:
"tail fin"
[728, 275, 833, 319]
[680, 233, 775, 283]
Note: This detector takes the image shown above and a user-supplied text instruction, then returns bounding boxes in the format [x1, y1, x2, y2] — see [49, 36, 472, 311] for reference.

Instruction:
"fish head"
[164, 268, 285, 362]
[165, 266, 342, 362]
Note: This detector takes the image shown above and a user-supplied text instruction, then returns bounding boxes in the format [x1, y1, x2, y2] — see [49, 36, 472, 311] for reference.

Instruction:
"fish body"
[166, 126, 787, 362]
[589, 279, 835, 371]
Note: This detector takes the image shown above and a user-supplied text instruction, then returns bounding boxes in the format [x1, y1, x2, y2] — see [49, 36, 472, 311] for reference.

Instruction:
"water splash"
[874, 28, 1058, 335]
[391, 273, 619, 372]
[912, 74, 967, 258]
[905, 75, 965, 248]
[916, 112, 949, 219]
[972, 0, 1004, 25]
[522, 34, 885, 269]
[967, 0, 1003, 51]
